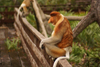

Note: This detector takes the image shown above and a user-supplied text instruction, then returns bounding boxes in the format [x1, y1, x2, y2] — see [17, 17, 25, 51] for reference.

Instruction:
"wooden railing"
[14, 8, 72, 67]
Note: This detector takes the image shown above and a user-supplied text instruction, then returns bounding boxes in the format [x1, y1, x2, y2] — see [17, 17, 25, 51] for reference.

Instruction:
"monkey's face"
[48, 16, 58, 25]
[48, 11, 61, 25]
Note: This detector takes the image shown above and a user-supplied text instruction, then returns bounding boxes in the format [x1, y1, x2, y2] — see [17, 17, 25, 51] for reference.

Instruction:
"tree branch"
[73, 12, 95, 38]
[45, 14, 85, 21]
[32, 0, 48, 37]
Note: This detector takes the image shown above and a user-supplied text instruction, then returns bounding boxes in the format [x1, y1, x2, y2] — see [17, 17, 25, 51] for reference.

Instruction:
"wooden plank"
[0, 28, 10, 67]
[18, 48, 31, 67]
[14, 8, 45, 40]
[0, 41, 11, 67]
[14, 12, 51, 67]
[21, 26, 50, 67]
[32, 0, 48, 37]
[14, 23, 38, 67]
[21, 27, 43, 67]
[9, 50, 22, 67]
[0, 27, 8, 40]
[21, 16, 45, 39]
[59, 59, 72, 67]
[0, 32, 5, 40]
[14, 16, 50, 67]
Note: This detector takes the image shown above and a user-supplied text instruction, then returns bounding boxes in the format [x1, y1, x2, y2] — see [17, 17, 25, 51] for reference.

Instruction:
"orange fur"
[57, 18, 73, 48]
[40, 11, 73, 67]
[46, 47, 66, 58]
[22, 0, 32, 7]
[48, 11, 73, 48]
[17, 0, 32, 18]
[40, 11, 73, 58]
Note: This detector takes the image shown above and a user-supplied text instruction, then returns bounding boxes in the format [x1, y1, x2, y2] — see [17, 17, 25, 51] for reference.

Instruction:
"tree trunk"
[32, 0, 48, 37]
[97, 0, 100, 26]
[73, 0, 100, 39]
[32, 0, 52, 35]
[38, 5, 52, 35]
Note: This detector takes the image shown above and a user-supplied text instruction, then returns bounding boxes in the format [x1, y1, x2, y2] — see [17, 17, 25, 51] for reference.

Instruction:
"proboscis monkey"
[17, 0, 33, 19]
[39, 11, 73, 67]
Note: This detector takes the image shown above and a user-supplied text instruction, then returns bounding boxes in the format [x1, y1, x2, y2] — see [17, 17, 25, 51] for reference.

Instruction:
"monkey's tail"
[53, 56, 68, 67]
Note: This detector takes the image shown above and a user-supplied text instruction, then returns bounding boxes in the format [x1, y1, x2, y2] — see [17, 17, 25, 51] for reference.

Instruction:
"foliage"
[69, 43, 85, 64]
[37, 0, 69, 5]
[59, 10, 74, 16]
[69, 42, 100, 67]
[5, 37, 21, 50]
[85, 5, 91, 12]
[84, 48, 100, 67]
[0, 0, 15, 12]
[0, 0, 14, 6]
[26, 13, 37, 29]
[76, 23, 100, 48]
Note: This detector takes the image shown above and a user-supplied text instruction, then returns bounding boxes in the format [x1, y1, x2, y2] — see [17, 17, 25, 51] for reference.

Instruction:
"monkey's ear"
[50, 11, 60, 16]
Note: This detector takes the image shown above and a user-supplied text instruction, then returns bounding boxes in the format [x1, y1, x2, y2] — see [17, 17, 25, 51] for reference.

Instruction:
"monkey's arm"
[39, 36, 61, 48]
[42, 25, 66, 44]
[43, 36, 61, 43]
[39, 28, 65, 48]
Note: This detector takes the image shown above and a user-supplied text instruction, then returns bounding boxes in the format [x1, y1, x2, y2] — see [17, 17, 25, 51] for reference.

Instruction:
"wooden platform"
[0, 27, 31, 67]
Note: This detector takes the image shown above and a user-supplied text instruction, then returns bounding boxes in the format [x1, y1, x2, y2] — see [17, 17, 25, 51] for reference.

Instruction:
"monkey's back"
[57, 18, 73, 48]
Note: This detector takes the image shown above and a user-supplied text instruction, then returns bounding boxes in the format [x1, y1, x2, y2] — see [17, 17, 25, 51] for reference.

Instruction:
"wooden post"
[32, 0, 48, 37]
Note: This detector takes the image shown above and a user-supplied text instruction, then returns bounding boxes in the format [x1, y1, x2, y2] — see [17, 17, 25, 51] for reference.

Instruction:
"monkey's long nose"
[48, 19, 51, 23]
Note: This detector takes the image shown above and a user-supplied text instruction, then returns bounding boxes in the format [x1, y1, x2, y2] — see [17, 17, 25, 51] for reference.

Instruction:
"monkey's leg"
[44, 44, 66, 58]
[22, 6, 29, 17]
[65, 51, 69, 59]
[65, 47, 72, 59]
[52, 47, 71, 67]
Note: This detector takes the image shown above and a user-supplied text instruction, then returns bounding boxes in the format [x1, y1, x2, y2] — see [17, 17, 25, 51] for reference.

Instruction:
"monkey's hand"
[39, 40, 44, 49]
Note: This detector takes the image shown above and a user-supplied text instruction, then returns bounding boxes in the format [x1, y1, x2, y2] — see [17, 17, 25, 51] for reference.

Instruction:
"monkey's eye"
[50, 21, 53, 23]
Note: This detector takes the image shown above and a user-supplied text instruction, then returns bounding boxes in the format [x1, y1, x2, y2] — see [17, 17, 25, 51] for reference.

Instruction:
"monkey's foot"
[65, 51, 70, 59]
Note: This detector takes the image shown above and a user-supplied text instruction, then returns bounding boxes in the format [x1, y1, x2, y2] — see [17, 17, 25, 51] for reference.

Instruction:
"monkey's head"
[48, 11, 61, 25]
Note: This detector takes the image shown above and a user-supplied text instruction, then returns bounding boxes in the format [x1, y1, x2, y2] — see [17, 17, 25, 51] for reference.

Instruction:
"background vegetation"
[5, 37, 21, 50]
[37, 0, 69, 5]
